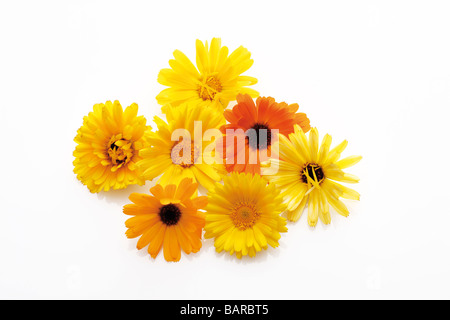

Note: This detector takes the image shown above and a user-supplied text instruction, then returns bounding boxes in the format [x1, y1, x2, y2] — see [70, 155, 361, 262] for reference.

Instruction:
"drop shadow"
[197, 184, 210, 197]
[208, 240, 283, 265]
[96, 180, 158, 206]
[182, 237, 216, 262]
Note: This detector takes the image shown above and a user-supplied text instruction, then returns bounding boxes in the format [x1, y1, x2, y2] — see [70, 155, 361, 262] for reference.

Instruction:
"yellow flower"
[73, 100, 152, 193]
[204, 172, 287, 259]
[263, 126, 362, 227]
[123, 178, 207, 262]
[156, 38, 258, 111]
[137, 102, 225, 190]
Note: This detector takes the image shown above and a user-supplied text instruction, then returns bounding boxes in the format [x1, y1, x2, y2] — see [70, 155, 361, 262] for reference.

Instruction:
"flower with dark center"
[262, 126, 362, 227]
[246, 123, 271, 150]
[123, 178, 208, 262]
[301, 163, 325, 184]
[159, 203, 182, 226]
[221, 93, 311, 175]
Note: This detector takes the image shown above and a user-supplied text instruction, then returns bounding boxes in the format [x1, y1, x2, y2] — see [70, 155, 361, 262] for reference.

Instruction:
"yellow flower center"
[230, 202, 260, 230]
[301, 163, 325, 185]
[107, 134, 133, 167]
[198, 75, 222, 101]
[171, 140, 200, 168]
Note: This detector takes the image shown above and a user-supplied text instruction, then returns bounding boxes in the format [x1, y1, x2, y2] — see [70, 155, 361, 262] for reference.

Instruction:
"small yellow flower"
[137, 102, 225, 190]
[156, 38, 259, 111]
[263, 126, 362, 227]
[73, 100, 152, 193]
[123, 178, 207, 262]
[204, 172, 287, 259]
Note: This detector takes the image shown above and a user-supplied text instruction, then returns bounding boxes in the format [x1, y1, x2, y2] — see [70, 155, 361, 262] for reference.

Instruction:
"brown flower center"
[246, 123, 272, 150]
[159, 203, 182, 226]
[107, 134, 133, 167]
[301, 163, 325, 184]
[230, 202, 260, 230]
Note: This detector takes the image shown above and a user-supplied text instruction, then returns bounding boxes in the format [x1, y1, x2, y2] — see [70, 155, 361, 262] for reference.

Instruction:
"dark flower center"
[110, 142, 119, 151]
[246, 123, 271, 150]
[107, 137, 133, 166]
[159, 203, 182, 226]
[301, 163, 324, 184]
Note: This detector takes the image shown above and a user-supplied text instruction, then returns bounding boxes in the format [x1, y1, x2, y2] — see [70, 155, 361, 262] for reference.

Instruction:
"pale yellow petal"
[308, 128, 319, 163]
[286, 195, 308, 222]
[336, 155, 362, 169]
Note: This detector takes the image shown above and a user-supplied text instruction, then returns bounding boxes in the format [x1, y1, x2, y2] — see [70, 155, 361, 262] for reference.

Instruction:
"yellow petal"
[308, 128, 319, 163]
[323, 188, 349, 217]
[325, 140, 348, 165]
[286, 195, 308, 222]
[307, 190, 319, 227]
[318, 191, 331, 225]
[318, 133, 332, 164]
[336, 155, 362, 169]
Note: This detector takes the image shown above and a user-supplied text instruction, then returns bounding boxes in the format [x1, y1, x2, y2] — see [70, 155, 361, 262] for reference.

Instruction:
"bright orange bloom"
[123, 178, 207, 262]
[220, 94, 311, 174]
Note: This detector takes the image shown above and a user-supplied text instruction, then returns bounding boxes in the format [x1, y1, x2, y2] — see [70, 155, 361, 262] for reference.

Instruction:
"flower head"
[138, 102, 225, 190]
[73, 101, 151, 193]
[263, 126, 361, 227]
[123, 178, 207, 262]
[156, 38, 258, 111]
[204, 172, 287, 259]
[220, 94, 311, 175]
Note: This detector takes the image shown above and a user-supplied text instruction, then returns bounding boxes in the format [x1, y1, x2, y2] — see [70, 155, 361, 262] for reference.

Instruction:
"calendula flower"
[220, 94, 311, 175]
[263, 126, 361, 227]
[73, 101, 152, 193]
[204, 172, 287, 259]
[138, 102, 224, 190]
[123, 178, 207, 262]
[156, 38, 258, 111]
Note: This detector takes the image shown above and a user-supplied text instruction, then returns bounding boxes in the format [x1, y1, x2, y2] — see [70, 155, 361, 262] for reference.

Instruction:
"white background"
[1, 0, 449, 300]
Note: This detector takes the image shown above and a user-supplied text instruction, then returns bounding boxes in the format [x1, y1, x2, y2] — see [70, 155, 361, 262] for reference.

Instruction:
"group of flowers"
[73, 38, 361, 262]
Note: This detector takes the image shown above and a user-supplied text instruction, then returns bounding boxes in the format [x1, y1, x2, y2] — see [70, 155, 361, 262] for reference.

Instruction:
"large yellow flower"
[156, 38, 259, 111]
[263, 126, 362, 227]
[137, 102, 225, 190]
[204, 172, 287, 259]
[123, 178, 207, 262]
[73, 101, 152, 193]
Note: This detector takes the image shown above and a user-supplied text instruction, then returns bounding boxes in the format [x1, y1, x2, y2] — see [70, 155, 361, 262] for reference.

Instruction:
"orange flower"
[123, 178, 207, 262]
[220, 94, 311, 174]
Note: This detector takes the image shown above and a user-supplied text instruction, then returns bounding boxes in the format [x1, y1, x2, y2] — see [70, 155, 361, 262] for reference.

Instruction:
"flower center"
[198, 76, 222, 101]
[171, 140, 200, 168]
[301, 163, 325, 184]
[159, 203, 182, 226]
[230, 202, 261, 230]
[246, 123, 272, 150]
[107, 134, 133, 167]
